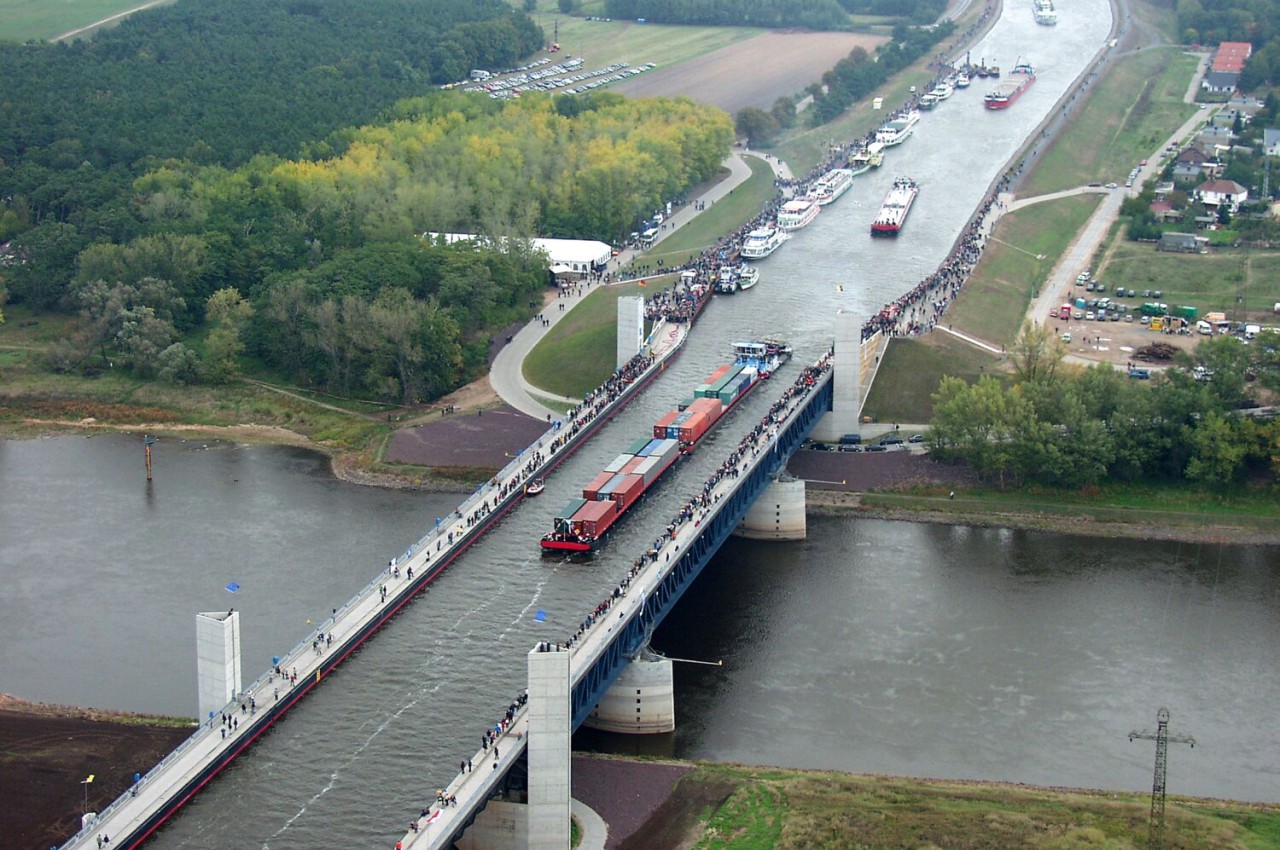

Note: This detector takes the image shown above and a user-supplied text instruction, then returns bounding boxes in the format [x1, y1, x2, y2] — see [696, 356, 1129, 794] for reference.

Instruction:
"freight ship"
[807, 168, 855, 206]
[739, 224, 788, 259]
[777, 197, 821, 230]
[871, 177, 919, 235]
[540, 340, 792, 553]
[984, 60, 1035, 109]
[875, 109, 920, 146]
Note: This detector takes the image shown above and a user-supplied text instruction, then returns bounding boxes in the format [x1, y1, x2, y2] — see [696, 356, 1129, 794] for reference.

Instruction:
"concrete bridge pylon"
[810, 310, 864, 442]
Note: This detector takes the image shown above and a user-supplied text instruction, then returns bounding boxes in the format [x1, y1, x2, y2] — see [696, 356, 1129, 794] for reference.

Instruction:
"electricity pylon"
[1129, 707, 1195, 850]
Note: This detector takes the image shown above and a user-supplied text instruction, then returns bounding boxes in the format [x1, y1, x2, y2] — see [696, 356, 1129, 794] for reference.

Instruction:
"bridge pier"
[616, 295, 645, 368]
[584, 650, 675, 734]
[195, 610, 241, 722]
[527, 644, 572, 850]
[733, 473, 806, 540]
[810, 311, 867, 442]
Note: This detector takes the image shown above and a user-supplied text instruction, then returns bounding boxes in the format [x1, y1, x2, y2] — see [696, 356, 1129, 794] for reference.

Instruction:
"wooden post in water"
[144, 434, 157, 481]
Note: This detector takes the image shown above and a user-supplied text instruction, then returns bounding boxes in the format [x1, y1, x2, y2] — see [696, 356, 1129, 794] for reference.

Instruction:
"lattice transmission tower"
[1129, 707, 1195, 850]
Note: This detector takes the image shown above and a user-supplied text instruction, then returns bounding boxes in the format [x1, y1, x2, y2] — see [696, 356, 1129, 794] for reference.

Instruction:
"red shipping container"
[571, 499, 617, 536]
[688, 397, 723, 425]
[582, 471, 614, 501]
[621, 457, 646, 475]
[702, 364, 731, 385]
[676, 411, 707, 442]
[607, 474, 646, 510]
[652, 410, 679, 439]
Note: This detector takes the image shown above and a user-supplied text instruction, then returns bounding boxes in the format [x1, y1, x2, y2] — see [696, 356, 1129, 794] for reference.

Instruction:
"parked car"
[1129, 368, 1151, 380]
[908, 434, 925, 443]
[839, 433, 862, 445]
[866, 444, 888, 452]
[881, 436, 904, 446]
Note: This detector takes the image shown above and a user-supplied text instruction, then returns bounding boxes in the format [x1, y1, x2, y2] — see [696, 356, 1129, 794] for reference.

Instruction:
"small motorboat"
[524, 478, 545, 496]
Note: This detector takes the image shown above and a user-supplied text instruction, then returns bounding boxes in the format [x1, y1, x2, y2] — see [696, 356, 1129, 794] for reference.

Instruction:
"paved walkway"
[572, 798, 608, 850]
[489, 149, 768, 416]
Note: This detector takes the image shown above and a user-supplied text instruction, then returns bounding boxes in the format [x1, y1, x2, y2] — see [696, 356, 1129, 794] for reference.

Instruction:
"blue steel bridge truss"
[569, 371, 833, 729]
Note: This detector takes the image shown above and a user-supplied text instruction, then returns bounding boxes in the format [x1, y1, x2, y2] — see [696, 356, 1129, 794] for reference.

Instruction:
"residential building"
[1194, 178, 1249, 211]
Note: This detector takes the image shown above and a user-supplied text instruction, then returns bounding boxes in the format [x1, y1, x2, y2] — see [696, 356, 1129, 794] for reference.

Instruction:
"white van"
[1245, 324, 1261, 340]
[1196, 320, 1213, 335]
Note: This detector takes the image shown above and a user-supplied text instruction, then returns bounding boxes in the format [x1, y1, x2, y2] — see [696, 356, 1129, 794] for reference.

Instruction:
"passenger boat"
[714, 263, 760, 294]
[929, 80, 954, 101]
[1033, 0, 1058, 24]
[540, 340, 791, 553]
[739, 225, 788, 259]
[874, 109, 920, 147]
[955, 72, 971, 88]
[870, 177, 919, 236]
[918, 93, 939, 111]
[848, 142, 885, 175]
[777, 197, 821, 230]
[807, 168, 855, 206]
[984, 60, 1034, 109]
[524, 479, 545, 496]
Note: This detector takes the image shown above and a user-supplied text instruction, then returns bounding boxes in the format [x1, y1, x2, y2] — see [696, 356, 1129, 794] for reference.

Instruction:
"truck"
[1058, 304, 1072, 320]
[1173, 305, 1198, 320]
[1141, 302, 1169, 317]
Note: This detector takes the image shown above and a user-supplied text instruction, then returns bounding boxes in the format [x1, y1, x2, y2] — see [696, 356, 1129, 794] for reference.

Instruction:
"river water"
[4, 0, 1278, 846]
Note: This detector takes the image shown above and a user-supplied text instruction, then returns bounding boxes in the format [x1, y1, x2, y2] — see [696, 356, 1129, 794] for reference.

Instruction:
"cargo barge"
[541, 340, 791, 553]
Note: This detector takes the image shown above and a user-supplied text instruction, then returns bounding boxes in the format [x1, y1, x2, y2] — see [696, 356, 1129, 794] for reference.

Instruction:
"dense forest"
[0, 0, 542, 245]
[601, 0, 851, 29]
[929, 325, 1280, 487]
[1175, 0, 1280, 87]
[7, 91, 731, 403]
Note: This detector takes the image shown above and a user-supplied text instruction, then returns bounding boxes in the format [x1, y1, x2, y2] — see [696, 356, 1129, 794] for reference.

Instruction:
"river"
[5, 0, 1277, 846]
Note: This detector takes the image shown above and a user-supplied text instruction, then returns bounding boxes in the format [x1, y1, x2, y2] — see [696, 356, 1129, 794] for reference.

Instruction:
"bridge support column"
[195, 610, 241, 721]
[583, 652, 674, 734]
[733, 474, 806, 541]
[811, 311, 864, 442]
[527, 645, 571, 850]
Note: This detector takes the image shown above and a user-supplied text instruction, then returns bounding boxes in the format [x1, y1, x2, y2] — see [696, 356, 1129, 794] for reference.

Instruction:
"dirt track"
[611, 31, 887, 112]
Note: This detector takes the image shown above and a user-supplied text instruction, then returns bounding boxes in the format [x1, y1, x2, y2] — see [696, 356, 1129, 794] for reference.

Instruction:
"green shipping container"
[1173, 305, 1197, 320]
[555, 498, 587, 522]
[627, 437, 651, 455]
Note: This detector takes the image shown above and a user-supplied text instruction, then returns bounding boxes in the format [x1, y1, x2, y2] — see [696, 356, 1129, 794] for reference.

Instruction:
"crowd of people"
[557, 352, 833, 656]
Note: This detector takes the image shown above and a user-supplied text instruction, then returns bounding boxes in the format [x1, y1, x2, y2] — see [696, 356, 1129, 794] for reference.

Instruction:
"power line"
[1129, 707, 1195, 850]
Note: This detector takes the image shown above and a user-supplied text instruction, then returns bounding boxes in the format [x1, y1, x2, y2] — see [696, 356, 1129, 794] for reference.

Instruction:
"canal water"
[6, 0, 1277, 847]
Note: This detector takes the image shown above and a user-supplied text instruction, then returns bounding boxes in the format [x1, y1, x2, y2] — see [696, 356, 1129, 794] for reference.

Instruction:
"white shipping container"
[604, 454, 633, 473]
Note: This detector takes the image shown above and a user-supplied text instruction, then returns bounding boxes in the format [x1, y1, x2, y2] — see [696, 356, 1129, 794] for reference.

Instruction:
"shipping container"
[652, 411, 679, 439]
[571, 499, 617, 536]
[621, 457, 646, 475]
[1173, 305, 1197, 320]
[555, 498, 587, 522]
[598, 474, 627, 498]
[633, 454, 665, 486]
[678, 397, 696, 411]
[651, 438, 680, 464]
[604, 453, 633, 473]
[702, 364, 731, 385]
[626, 437, 651, 455]
[677, 411, 709, 443]
[638, 439, 664, 456]
[581, 472, 613, 501]
[607, 474, 646, 509]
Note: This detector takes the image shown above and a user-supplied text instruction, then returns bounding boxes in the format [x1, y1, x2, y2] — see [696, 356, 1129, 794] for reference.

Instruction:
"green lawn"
[522, 279, 662, 398]
[861, 334, 1003, 424]
[945, 194, 1102, 346]
[0, 0, 174, 42]
[1023, 47, 1200, 195]
[520, 12, 759, 71]
[1098, 242, 1280, 323]
[644, 157, 778, 268]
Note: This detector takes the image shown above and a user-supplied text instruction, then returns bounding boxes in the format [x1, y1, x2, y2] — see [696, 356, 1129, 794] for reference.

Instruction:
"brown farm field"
[610, 30, 888, 113]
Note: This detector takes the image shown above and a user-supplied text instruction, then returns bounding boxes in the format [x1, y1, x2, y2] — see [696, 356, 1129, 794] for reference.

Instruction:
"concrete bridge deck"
[396, 356, 835, 850]
[59, 326, 691, 850]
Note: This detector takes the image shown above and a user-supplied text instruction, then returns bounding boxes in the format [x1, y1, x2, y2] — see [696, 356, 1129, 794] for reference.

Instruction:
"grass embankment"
[522, 279, 666, 398]
[862, 334, 1002, 424]
[645, 157, 779, 269]
[859, 482, 1280, 538]
[672, 762, 1280, 850]
[948, 194, 1102, 347]
[1023, 47, 1200, 195]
